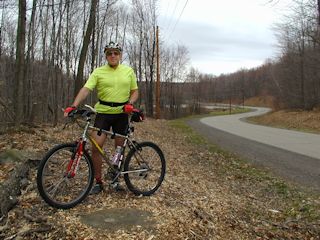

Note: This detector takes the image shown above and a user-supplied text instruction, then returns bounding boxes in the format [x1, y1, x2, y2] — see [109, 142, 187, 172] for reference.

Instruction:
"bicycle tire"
[37, 143, 94, 209]
[123, 141, 166, 196]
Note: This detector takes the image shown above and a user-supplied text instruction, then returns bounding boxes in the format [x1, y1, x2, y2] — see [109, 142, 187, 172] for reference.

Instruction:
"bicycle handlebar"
[84, 104, 96, 113]
[67, 104, 143, 123]
[68, 105, 96, 119]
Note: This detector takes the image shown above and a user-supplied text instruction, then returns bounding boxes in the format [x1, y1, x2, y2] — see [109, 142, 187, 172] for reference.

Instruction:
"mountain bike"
[36, 105, 166, 209]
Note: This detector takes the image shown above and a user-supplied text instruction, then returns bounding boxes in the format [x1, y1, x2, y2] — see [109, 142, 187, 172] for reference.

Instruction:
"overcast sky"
[158, 0, 291, 76]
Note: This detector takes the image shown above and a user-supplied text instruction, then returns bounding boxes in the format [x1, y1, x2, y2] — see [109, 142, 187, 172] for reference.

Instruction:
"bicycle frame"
[68, 117, 147, 179]
[87, 124, 130, 169]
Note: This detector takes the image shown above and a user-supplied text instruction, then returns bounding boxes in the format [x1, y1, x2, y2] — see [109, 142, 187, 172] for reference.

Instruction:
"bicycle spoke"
[47, 177, 68, 196]
[37, 143, 94, 209]
[124, 142, 165, 196]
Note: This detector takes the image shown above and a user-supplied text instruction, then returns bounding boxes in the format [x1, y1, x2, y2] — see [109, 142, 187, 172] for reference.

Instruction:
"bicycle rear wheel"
[123, 141, 166, 196]
[37, 143, 94, 209]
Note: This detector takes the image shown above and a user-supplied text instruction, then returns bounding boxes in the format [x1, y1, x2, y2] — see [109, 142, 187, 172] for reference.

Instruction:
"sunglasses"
[106, 51, 120, 56]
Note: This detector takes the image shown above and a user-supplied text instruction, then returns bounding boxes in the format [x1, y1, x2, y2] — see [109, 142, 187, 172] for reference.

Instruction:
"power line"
[166, 0, 189, 41]
[162, 0, 172, 28]
[164, 0, 180, 33]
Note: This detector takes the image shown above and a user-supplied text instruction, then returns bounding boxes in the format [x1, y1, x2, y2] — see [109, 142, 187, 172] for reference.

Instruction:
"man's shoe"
[90, 183, 103, 195]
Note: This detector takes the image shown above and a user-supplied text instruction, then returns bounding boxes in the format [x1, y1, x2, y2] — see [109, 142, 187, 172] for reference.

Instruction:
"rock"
[0, 149, 41, 165]
[80, 208, 155, 231]
[0, 149, 25, 164]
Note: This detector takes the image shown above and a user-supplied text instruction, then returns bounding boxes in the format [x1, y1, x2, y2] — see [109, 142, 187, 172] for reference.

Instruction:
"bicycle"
[36, 105, 166, 209]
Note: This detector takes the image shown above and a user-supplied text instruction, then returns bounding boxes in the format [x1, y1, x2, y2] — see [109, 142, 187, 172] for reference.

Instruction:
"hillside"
[0, 116, 319, 239]
[243, 96, 320, 133]
[248, 109, 320, 134]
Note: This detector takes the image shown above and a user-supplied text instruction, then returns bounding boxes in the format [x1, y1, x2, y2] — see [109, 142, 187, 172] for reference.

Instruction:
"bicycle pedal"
[109, 182, 125, 192]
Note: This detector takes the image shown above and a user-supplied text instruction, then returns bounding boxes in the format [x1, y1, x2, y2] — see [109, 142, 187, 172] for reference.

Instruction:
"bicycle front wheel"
[37, 143, 94, 209]
[124, 141, 166, 196]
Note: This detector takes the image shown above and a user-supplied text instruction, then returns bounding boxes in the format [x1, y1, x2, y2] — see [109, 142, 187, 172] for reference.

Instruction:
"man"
[64, 41, 139, 194]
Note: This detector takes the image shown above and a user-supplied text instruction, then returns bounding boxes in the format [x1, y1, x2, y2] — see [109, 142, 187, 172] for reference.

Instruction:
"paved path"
[201, 107, 320, 160]
[187, 107, 320, 191]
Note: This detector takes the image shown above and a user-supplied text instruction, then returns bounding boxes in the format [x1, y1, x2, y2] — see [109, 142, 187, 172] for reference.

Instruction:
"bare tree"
[75, 0, 98, 96]
[14, 0, 26, 124]
[318, 0, 320, 26]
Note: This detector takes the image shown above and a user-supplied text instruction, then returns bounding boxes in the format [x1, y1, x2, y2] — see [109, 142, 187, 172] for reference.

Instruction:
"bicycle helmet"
[104, 41, 122, 53]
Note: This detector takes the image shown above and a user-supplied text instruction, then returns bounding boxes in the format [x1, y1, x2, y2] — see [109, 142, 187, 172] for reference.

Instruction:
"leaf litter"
[0, 118, 319, 239]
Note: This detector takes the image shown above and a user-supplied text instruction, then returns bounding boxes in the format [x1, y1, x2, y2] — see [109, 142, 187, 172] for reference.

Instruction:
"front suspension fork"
[66, 140, 85, 178]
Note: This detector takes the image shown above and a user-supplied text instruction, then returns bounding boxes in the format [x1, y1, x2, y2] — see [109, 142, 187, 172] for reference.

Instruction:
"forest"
[0, 0, 319, 126]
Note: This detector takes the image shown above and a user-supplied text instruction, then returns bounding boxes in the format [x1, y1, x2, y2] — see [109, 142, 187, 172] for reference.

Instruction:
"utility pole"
[156, 26, 160, 119]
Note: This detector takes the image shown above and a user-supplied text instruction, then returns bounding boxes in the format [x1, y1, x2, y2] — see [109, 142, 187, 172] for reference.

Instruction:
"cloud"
[167, 20, 276, 63]
[157, 0, 289, 75]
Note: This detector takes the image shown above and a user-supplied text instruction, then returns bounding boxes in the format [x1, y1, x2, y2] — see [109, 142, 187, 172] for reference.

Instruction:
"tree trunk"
[318, 0, 320, 26]
[14, 0, 27, 124]
[26, 0, 37, 122]
[0, 1, 5, 57]
[0, 162, 29, 218]
[91, 6, 96, 73]
[0, 150, 40, 219]
[75, 0, 98, 97]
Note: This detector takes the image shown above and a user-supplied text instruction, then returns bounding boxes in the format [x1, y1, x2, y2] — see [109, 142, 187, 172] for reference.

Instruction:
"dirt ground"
[0, 114, 320, 239]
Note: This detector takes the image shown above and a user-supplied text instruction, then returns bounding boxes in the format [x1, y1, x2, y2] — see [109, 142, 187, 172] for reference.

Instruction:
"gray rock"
[80, 208, 155, 232]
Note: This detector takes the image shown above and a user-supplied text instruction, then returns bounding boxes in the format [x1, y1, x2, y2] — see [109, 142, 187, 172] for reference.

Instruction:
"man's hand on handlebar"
[123, 103, 134, 114]
[64, 106, 77, 117]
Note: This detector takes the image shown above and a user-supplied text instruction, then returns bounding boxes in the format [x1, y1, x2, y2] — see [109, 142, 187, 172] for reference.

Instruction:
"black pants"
[94, 113, 128, 135]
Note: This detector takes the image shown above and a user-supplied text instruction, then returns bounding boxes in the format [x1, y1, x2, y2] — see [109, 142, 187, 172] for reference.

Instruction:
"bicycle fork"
[65, 121, 90, 178]
[65, 139, 85, 178]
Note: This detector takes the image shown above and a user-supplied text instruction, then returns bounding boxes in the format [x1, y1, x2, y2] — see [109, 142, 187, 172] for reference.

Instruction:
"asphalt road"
[187, 107, 320, 191]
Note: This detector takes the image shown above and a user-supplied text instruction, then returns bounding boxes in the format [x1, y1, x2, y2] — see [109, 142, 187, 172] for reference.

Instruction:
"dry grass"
[248, 109, 320, 134]
[244, 96, 277, 108]
[242, 95, 320, 133]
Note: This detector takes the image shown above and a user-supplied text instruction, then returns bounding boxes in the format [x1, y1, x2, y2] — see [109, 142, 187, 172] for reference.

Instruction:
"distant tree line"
[161, 0, 320, 115]
[0, 0, 319, 127]
[179, 0, 320, 111]
[0, 0, 189, 126]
